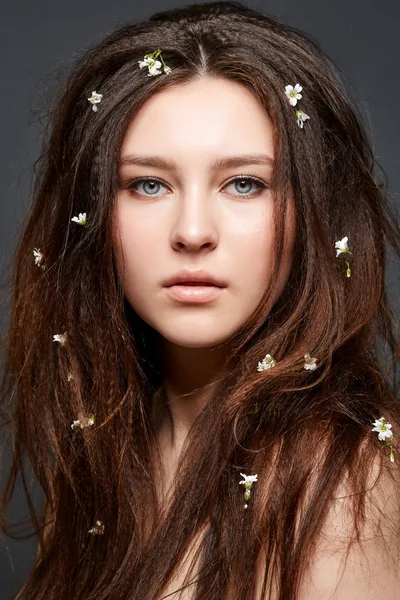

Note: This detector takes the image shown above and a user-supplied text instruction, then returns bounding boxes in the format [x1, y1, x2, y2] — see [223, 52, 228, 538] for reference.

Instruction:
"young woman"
[1, 1, 400, 598]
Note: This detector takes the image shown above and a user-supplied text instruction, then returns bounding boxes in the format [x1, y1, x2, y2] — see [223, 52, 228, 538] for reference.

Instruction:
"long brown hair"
[1, 2, 400, 598]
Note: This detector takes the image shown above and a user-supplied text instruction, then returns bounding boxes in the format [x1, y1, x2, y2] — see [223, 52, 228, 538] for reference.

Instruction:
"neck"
[152, 339, 230, 454]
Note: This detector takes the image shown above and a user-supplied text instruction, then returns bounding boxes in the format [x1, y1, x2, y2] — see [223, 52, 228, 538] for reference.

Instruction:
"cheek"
[115, 199, 167, 255]
[236, 203, 296, 301]
[239, 211, 275, 269]
[228, 222, 275, 306]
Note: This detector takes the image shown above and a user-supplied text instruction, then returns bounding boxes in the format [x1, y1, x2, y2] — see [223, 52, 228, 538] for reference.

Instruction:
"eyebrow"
[119, 153, 274, 171]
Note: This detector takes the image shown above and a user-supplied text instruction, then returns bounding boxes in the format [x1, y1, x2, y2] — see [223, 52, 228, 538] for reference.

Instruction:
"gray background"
[1, 1, 399, 598]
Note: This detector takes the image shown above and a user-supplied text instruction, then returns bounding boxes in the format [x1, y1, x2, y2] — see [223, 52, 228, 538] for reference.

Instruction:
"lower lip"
[165, 284, 224, 303]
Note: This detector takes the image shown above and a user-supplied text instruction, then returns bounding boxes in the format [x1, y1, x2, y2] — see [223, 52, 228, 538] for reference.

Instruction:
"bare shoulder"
[298, 451, 400, 599]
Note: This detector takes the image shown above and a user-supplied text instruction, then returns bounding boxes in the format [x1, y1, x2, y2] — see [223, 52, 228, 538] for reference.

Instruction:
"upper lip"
[163, 269, 227, 287]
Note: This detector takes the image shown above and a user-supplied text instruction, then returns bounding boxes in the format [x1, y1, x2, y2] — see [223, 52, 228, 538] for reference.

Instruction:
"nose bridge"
[179, 180, 213, 219]
[171, 180, 218, 248]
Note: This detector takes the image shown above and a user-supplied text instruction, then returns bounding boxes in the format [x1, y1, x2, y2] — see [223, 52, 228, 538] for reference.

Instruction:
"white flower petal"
[239, 473, 258, 485]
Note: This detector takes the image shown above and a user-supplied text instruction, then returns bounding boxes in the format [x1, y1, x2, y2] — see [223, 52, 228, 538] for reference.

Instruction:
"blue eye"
[228, 177, 266, 197]
[125, 175, 268, 198]
[128, 178, 164, 196]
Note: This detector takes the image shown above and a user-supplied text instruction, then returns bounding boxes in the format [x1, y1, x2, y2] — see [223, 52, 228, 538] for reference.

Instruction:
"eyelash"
[124, 174, 268, 199]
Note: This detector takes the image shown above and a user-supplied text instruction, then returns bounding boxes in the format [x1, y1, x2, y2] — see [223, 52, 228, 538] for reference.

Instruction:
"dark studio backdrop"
[0, 0, 399, 598]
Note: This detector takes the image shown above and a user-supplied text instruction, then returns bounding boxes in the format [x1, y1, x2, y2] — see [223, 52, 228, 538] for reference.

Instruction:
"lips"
[165, 284, 224, 303]
[163, 269, 227, 288]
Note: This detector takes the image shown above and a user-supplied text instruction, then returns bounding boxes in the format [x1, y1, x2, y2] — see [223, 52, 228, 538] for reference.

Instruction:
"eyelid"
[124, 173, 269, 195]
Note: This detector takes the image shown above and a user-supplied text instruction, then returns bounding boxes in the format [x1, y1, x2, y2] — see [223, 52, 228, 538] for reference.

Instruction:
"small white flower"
[240, 473, 257, 510]
[239, 473, 258, 487]
[138, 57, 163, 76]
[33, 248, 43, 265]
[372, 417, 395, 462]
[335, 237, 352, 277]
[88, 520, 104, 535]
[285, 84, 303, 106]
[371, 417, 393, 441]
[53, 333, 67, 347]
[335, 236, 351, 257]
[304, 353, 317, 371]
[148, 61, 163, 76]
[138, 50, 171, 77]
[257, 354, 276, 372]
[33, 247, 46, 270]
[71, 413, 95, 430]
[71, 212, 87, 226]
[33, 248, 43, 266]
[87, 91, 103, 112]
[138, 57, 157, 69]
[296, 109, 310, 128]
[67, 372, 73, 382]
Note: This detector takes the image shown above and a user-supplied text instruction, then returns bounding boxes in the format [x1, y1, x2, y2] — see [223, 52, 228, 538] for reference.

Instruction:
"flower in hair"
[138, 49, 172, 76]
[33, 248, 46, 270]
[296, 110, 310, 129]
[285, 84, 310, 128]
[304, 353, 318, 370]
[257, 353, 276, 372]
[71, 413, 95, 429]
[335, 236, 351, 257]
[71, 212, 87, 226]
[53, 333, 67, 347]
[371, 417, 395, 462]
[67, 372, 73, 382]
[139, 57, 162, 75]
[239, 473, 258, 509]
[335, 236, 352, 277]
[87, 91, 103, 112]
[285, 84, 303, 106]
[88, 520, 104, 535]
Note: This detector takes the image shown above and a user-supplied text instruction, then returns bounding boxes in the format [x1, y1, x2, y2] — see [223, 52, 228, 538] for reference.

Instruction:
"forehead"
[119, 77, 275, 172]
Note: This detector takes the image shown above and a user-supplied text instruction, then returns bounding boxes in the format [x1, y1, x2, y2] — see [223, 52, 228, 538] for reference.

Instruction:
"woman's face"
[114, 77, 296, 350]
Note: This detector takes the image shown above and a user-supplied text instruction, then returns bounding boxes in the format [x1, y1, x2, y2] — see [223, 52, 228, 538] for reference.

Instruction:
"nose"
[169, 188, 219, 253]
